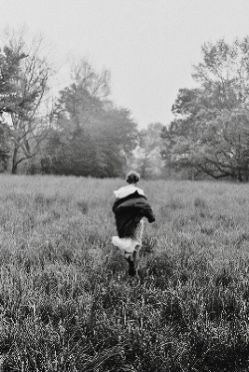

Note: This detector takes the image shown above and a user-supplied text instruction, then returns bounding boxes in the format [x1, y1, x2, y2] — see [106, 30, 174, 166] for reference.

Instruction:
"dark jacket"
[112, 191, 155, 238]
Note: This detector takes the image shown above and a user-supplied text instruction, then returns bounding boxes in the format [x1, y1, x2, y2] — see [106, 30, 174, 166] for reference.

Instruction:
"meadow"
[0, 175, 249, 371]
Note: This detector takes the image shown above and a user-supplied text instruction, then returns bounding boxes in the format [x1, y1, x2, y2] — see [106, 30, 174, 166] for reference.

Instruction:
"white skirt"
[112, 219, 144, 259]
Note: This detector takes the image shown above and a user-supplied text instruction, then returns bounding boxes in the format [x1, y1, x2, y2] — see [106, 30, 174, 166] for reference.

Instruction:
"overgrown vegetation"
[0, 31, 138, 177]
[162, 38, 249, 181]
[4, 32, 249, 181]
[0, 176, 248, 371]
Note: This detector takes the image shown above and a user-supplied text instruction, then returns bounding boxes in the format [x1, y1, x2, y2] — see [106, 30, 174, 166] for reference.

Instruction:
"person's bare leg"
[126, 245, 141, 277]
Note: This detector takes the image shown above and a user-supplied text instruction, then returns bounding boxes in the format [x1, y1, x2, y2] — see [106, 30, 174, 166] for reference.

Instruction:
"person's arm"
[133, 199, 155, 222]
[144, 203, 155, 223]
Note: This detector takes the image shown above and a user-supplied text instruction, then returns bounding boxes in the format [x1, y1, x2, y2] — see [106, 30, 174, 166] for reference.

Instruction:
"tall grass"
[0, 175, 249, 371]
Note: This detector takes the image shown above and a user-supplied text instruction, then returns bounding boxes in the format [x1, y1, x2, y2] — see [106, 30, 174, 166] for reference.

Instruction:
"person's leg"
[127, 255, 136, 276]
[134, 219, 144, 245]
[112, 220, 144, 277]
[130, 219, 144, 276]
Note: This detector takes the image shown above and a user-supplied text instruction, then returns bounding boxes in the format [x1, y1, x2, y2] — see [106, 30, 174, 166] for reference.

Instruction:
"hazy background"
[2, 0, 249, 128]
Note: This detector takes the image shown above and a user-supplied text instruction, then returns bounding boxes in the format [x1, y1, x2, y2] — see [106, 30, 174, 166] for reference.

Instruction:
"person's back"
[113, 171, 154, 238]
[112, 171, 155, 276]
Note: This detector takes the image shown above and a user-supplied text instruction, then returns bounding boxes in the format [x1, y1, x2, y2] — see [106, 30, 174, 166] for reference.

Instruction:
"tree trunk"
[11, 147, 18, 174]
[238, 169, 243, 182]
[246, 169, 249, 182]
[244, 164, 249, 182]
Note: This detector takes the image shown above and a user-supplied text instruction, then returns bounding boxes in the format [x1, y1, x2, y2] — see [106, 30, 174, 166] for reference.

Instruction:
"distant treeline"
[1, 32, 249, 181]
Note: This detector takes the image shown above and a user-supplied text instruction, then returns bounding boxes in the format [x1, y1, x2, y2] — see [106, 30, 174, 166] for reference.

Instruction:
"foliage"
[42, 60, 138, 177]
[162, 38, 249, 181]
[0, 33, 52, 174]
[0, 122, 10, 170]
[131, 122, 165, 179]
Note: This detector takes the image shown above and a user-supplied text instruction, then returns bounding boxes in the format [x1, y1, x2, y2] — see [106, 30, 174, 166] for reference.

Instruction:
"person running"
[112, 171, 155, 276]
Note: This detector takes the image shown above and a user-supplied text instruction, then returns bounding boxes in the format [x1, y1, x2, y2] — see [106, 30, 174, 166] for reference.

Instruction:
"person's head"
[126, 171, 140, 185]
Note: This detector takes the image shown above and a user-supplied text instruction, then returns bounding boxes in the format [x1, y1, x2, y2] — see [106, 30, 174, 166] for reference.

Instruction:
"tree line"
[1, 31, 249, 181]
[0, 31, 139, 177]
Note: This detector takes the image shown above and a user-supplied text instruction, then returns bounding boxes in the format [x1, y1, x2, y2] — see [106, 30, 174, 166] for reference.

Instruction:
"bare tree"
[71, 58, 111, 99]
[0, 31, 53, 173]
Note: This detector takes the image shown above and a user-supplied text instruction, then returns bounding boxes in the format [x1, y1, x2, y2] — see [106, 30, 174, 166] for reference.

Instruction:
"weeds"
[0, 176, 248, 370]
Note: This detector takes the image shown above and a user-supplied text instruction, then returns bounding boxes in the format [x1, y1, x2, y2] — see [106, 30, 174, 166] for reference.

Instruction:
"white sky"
[1, 0, 249, 128]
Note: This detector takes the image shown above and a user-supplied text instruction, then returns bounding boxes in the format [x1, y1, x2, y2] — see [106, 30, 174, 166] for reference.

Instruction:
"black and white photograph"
[1, 0, 249, 370]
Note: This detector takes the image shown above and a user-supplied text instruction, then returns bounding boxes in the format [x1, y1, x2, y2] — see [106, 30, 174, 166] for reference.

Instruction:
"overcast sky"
[1, 0, 249, 128]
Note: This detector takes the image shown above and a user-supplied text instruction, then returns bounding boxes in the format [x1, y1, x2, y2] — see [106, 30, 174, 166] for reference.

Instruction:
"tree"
[162, 38, 249, 181]
[90, 106, 138, 177]
[0, 119, 10, 171]
[43, 59, 138, 177]
[0, 33, 52, 173]
[131, 123, 164, 179]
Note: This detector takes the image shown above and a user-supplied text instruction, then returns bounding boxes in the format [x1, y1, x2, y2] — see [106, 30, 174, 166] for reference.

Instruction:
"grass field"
[0, 175, 249, 371]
